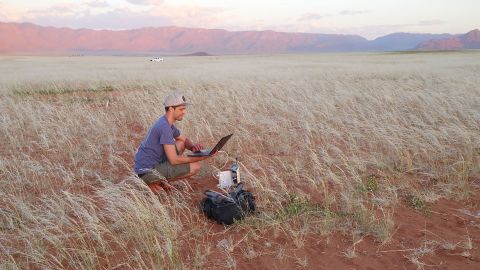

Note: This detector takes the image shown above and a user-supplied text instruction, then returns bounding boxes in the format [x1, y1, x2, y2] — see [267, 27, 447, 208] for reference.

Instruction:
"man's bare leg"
[167, 140, 202, 181]
[143, 140, 201, 193]
[175, 139, 186, 154]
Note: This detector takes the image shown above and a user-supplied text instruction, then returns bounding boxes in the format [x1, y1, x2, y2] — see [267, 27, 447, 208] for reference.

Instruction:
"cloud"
[298, 13, 327, 22]
[27, 8, 170, 30]
[18, 2, 225, 31]
[125, 0, 163, 6]
[149, 4, 226, 29]
[26, 3, 80, 18]
[2, 1, 112, 22]
[418, 20, 445, 26]
[0, 1, 25, 21]
[87, 1, 110, 8]
[339, 10, 370, 16]
[297, 10, 369, 23]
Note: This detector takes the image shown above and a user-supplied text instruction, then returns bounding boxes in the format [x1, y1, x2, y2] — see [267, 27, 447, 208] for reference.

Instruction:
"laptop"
[188, 133, 233, 157]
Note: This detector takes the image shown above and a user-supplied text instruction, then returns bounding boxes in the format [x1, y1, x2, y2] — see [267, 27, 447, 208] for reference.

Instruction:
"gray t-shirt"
[134, 115, 180, 174]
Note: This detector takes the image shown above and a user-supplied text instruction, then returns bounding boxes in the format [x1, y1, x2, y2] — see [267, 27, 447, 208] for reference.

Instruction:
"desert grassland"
[0, 52, 479, 269]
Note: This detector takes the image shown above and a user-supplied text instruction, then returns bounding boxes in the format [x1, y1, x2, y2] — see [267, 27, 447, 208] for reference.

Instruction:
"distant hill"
[368, 32, 453, 51]
[0, 22, 369, 54]
[0, 22, 477, 54]
[416, 29, 480, 50]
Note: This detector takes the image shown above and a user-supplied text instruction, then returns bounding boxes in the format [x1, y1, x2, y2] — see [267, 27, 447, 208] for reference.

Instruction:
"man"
[134, 92, 211, 193]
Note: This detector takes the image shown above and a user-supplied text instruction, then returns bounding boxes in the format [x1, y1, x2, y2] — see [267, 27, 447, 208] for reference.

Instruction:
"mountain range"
[416, 29, 480, 50]
[0, 22, 478, 54]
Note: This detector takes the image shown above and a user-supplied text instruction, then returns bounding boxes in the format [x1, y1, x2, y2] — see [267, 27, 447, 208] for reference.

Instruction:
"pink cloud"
[126, 0, 164, 6]
[87, 1, 110, 8]
[418, 20, 445, 26]
[0, 1, 24, 21]
[298, 13, 328, 22]
[26, 8, 170, 30]
[26, 3, 80, 18]
[149, 4, 226, 29]
[339, 10, 370, 16]
[12, 1, 225, 31]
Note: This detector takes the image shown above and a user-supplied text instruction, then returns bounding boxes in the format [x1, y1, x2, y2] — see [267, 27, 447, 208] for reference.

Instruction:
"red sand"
[3, 93, 478, 269]
[176, 176, 480, 270]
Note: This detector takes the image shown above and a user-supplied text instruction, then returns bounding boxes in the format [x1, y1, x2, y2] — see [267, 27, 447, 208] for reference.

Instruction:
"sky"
[0, 0, 478, 39]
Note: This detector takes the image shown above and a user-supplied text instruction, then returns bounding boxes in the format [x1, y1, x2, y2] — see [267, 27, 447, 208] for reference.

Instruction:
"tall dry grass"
[1, 52, 479, 269]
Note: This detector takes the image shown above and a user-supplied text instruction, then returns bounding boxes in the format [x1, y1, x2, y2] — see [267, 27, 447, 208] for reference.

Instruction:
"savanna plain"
[0, 52, 479, 270]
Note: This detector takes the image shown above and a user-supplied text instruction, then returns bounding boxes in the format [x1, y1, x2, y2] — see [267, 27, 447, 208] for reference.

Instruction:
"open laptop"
[188, 133, 233, 157]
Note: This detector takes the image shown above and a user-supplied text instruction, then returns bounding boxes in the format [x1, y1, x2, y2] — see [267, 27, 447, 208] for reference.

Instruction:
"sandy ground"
[155, 174, 480, 270]
[2, 54, 479, 269]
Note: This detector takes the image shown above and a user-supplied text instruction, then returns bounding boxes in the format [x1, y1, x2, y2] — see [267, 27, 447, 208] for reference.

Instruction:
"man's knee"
[175, 140, 185, 154]
[190, 162, 201, 175]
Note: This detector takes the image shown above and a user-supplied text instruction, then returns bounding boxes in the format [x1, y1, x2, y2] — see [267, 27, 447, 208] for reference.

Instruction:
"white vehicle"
[150, 57, 164, 62]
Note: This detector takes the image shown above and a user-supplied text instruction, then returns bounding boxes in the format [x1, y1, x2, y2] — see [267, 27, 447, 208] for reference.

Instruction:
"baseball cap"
[163, 92, 192, 107]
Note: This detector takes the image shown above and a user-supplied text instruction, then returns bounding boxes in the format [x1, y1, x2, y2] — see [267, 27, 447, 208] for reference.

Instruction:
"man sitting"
[134, 92, 212, 193]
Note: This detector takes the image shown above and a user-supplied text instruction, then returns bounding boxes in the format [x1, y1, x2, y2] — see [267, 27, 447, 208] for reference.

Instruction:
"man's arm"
[175, 135, 203, 152]
[164, 144, 207, 165]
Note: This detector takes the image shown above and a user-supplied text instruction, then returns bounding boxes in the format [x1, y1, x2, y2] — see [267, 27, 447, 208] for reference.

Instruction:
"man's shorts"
[137, 144, 191, 184]
[138, 161, 190, 184]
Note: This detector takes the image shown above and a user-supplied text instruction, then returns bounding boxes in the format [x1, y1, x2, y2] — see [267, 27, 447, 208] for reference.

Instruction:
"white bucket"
[217, 171, 233, 189]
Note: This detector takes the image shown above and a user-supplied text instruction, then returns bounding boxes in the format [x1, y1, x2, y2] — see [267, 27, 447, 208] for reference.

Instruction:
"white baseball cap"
[163, 92, 192, 107]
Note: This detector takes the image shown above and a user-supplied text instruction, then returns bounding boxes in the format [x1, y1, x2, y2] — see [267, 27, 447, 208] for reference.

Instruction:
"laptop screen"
[210, 133, 233, 154]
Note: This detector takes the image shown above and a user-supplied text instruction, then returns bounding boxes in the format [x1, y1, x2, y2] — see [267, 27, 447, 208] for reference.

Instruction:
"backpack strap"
[204, 190, 235, 203]
[233, 182, 244, 193]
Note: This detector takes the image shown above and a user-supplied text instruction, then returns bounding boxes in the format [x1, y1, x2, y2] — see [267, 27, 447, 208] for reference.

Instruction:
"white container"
[217, 171, 233, 189]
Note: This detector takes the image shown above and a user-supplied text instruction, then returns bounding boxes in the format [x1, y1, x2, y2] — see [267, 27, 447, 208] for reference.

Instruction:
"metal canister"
[230, 160, 240, 184]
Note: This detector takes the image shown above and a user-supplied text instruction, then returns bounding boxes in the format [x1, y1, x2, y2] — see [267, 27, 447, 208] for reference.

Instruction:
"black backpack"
[200, 183, 256, 225]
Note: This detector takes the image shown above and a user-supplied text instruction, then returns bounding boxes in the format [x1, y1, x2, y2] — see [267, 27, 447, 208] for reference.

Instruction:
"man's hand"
[191, 143, 203, 152]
